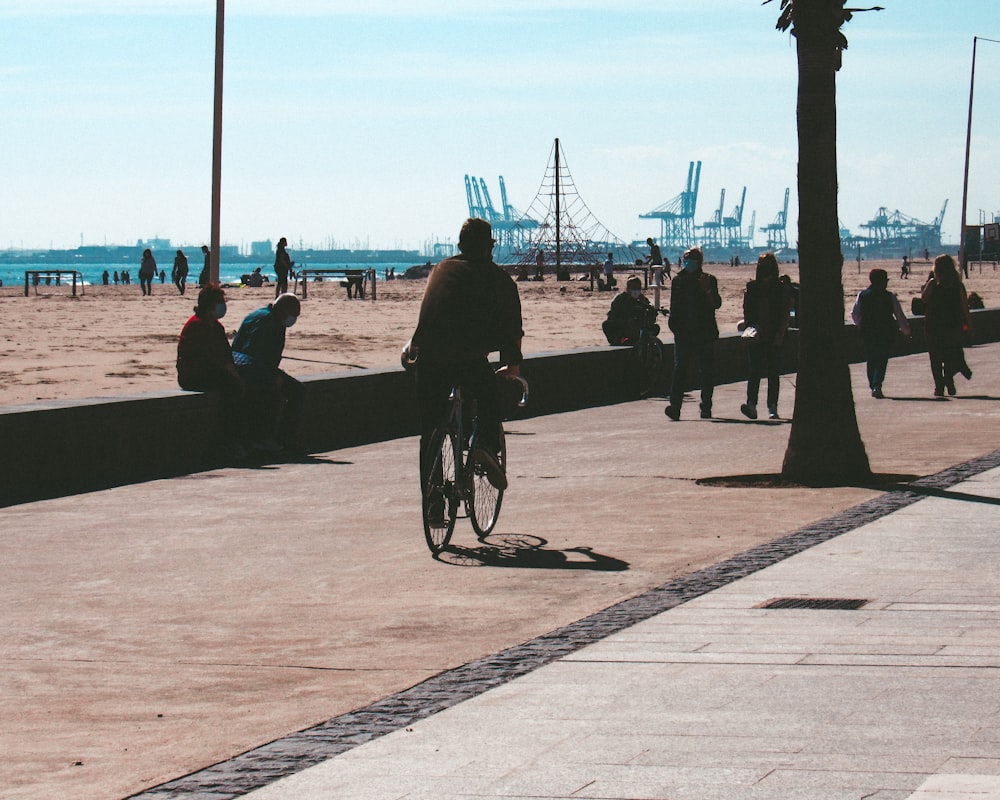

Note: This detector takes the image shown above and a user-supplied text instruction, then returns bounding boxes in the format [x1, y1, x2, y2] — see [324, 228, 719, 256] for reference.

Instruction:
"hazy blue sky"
[1, 0, 997, 252]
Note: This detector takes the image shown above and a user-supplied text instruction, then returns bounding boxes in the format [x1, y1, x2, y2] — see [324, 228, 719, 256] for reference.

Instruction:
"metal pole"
[958, 36, 977, 275]
[210, 0, 225, 283]
[554, 138, 561, 269]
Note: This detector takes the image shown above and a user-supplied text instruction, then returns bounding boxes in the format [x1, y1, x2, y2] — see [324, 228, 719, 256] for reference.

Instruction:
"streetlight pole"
[210, 0, 225, 283]
[959, 36, 1000, 275]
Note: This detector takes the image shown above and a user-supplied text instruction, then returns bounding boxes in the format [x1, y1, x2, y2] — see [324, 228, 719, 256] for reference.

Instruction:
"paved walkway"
[2, 345, 999, 800]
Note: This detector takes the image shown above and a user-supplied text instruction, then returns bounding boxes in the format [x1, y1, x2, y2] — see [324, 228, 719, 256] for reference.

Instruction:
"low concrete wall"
[4, 308, 999, 507]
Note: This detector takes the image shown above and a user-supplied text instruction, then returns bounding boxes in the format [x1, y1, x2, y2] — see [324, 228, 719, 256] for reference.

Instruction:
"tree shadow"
[698, 473, 1000, 506]
[697, 472, 921, 490]
[438, 534, 629, 570]
[239, 454, 352, 471]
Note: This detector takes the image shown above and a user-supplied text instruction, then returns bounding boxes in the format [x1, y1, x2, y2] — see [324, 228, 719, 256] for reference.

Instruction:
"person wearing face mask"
[602, 275, 656, 346]
[231, 293, 305, 452]
[176, 283, 247, 459]
[664, 247, 722, 420]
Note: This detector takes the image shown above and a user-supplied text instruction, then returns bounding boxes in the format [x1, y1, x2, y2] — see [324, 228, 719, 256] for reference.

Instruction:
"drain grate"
[758, 597, 869, 610]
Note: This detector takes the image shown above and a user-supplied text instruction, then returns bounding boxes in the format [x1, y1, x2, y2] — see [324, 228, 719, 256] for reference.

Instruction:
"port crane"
[639, 161, 701, 250]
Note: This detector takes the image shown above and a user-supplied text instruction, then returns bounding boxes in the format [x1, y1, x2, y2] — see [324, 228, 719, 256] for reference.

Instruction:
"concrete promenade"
[2, 344, 999, 800]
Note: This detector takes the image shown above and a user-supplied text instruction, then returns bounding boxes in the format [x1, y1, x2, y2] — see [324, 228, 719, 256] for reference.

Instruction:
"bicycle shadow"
[438, 534, 629, 570]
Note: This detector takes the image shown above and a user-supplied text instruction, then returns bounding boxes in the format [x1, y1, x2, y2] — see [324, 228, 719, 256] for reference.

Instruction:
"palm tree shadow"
[438, 534, 629, 570]
[698, 473, 921, 490]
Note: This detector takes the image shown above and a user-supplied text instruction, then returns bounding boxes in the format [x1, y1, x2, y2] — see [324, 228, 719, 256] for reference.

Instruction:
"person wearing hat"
[664, 247, 722, 420]
[603, 275, 656, 346]
[851, 267, 911, 399]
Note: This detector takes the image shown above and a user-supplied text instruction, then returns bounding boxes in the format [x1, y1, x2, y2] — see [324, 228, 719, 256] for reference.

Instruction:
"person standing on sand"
[138, 248, 156, 296]
[922, 254, 973, 397]
[173, 249, 189, 295]
[851, 268, 911, 399]
[664, 247, 722, 421]
[274, 237, 293, 297]
[199, 245, 211, 287]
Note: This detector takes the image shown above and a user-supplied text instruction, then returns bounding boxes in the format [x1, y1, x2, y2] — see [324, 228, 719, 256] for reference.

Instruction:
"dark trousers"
[863, 336, 892, 391]
[417, 358, 501, 475]
[669, 339, 715, 409]
[238, 366, 305, 447]
[746, 341, 781, 407]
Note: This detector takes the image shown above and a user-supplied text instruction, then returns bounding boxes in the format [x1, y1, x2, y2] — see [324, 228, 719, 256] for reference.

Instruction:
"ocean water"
[2, 262, 407, 290]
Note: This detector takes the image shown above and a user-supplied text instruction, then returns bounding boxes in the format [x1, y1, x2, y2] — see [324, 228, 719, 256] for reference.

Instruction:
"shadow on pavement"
[439, 535, 629, 570]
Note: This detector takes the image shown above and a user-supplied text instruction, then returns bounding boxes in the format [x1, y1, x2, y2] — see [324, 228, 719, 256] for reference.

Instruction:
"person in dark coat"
[664, 247, 722, 420]
[851, 268, 911, 399]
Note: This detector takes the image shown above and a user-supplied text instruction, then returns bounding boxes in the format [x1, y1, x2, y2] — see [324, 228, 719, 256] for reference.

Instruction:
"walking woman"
[921, 254, 973, 397]
[138, 248, 157, 296]
[740, 252, 792, 420]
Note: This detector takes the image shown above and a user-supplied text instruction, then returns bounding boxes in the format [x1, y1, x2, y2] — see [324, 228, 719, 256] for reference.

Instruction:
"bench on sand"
[293, 268, 377, 301]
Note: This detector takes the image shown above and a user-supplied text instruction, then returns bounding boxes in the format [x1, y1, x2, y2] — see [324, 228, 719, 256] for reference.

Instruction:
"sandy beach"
[2, 257, 994, 407]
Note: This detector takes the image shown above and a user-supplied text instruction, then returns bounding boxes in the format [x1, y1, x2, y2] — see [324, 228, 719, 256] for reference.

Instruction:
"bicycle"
[403, 345, 529, 555]
[632, 305, 667, 398]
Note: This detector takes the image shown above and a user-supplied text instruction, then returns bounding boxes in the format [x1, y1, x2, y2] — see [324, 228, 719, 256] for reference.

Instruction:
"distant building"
[250, 240, 273, 258]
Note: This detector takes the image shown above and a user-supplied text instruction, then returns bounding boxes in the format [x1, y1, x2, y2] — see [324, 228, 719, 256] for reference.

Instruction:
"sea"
[2, 262, 413, 290]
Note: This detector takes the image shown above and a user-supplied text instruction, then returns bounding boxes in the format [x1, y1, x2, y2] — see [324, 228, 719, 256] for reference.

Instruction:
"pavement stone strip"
[128, 449, 1000, 800]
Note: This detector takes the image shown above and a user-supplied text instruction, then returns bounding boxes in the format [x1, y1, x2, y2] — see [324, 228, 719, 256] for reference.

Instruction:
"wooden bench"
[24, 270, 85, 297]
[293, 268, 377, 300]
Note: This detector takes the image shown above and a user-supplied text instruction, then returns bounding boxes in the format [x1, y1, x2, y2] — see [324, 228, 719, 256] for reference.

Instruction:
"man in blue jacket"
[232, 293, 304, 452]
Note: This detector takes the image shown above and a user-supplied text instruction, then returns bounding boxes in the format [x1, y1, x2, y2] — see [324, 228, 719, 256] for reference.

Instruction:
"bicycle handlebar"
[497, 370, 530, 408]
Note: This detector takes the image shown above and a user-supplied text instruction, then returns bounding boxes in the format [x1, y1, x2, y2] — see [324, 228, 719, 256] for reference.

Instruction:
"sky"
[1, 0, 998, 254]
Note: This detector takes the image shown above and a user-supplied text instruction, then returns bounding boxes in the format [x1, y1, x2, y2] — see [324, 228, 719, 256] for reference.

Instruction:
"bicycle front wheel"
[638, 337, 665, 398]
[468, 425, 506, 538]
[422, 427, 460, 554]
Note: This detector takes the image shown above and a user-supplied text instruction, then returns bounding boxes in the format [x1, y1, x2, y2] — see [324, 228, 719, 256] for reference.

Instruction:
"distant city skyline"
[1, 1, 998, 251]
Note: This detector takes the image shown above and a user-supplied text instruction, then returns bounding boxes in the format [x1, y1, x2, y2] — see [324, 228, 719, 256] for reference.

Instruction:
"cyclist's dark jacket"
[604, 291, 653, 344]
[412, 253, 523, 366]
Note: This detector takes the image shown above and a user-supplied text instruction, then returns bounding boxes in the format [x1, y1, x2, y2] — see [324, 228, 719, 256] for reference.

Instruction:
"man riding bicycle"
[407, 218, 524, 498]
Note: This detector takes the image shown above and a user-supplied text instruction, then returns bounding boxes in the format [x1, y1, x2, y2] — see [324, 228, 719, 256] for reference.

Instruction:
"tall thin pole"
[958, 36, 977, 275]
[210, 0, 225, 283]
[554, 138, 561, 268]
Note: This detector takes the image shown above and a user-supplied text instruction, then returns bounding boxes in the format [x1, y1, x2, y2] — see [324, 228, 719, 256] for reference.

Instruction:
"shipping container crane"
[761, 188, 790, 250]
[639, 161, 701, 250]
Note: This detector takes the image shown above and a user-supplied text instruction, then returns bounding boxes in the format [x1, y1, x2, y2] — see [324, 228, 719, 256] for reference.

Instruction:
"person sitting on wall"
[602, 275, 657, 346]
[231, 293, 305, 453]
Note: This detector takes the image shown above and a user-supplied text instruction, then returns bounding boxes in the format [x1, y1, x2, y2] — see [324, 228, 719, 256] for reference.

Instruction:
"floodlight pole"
[959, 36, 1000, 274]
[210, 0, 225, 283]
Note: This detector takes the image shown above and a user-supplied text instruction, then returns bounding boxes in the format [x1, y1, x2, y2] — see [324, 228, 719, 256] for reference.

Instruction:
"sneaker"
[664, 404, 681, 421]
[946, 380, 956, 396]
[933, 386, 945, 397]
[250, 437, 284, 453]
[740, 403, 757, 420]
[871, 387, 884, 399]
[699, 404, 712, 419]
[472, 448, 507, 491]
[768, 406, 779, 419]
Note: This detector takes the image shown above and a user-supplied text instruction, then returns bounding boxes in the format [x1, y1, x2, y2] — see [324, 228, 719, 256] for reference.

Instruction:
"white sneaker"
[768, 406, 779, 419]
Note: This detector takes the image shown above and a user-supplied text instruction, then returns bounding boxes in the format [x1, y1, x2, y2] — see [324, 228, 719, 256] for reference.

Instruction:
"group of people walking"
[604, 243, 976, 420]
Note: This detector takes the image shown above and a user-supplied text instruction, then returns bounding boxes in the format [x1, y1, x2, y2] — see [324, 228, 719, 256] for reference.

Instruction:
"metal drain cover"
[757, 597, 869, 610]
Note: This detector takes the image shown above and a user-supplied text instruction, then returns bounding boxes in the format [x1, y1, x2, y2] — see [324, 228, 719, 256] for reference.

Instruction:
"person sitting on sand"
[602, 275, 656, 346]
[176, 283, 247, 459]
[231, 293, 305, 453]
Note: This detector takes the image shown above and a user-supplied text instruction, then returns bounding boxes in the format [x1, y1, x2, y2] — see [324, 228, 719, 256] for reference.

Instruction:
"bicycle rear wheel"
[422, 427, 460, 554]
[638, 337, 665, 398]
[468, 425, 506, 538]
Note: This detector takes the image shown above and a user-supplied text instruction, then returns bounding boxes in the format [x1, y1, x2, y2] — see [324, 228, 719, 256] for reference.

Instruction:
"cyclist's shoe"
[425, 498, 446, 528]
[740, 403, 757, 420]
[472, 448, 508, 491]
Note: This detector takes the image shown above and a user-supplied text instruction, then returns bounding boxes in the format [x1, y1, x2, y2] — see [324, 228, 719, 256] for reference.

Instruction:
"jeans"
[668, 338, 715, 409]
[746, 341, 781, 408]
[863, 337, 892, 391]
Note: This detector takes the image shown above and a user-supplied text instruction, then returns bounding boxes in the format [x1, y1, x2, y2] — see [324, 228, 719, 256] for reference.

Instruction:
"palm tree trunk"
[781, 0, 871, 484]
